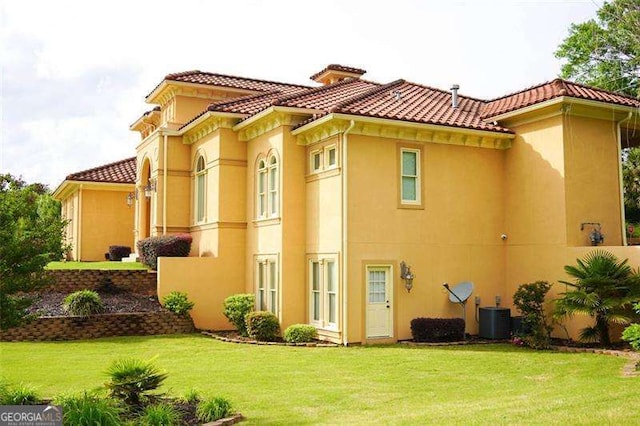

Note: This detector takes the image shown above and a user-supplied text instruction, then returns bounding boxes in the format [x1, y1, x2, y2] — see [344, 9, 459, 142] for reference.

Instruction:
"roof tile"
[66, 157, 136, 184]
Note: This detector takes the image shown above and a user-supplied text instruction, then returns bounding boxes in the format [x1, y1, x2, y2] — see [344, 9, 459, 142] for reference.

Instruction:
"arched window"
[268, 156, 278, 217]
[257, 159, 267, 218]
[195, 155, 206, 222]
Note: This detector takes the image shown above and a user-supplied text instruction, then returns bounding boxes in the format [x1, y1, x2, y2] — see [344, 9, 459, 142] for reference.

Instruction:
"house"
[127, 64, 640, 344]
[53, 157, 136, 261]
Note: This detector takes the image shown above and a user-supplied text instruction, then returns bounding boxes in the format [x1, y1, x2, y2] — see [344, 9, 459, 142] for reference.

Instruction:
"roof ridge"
[555, 77, 640, 100]
[66, 157, 136, 180]
[331, 79, 406, 113]
[401, 80, 486, 102]
[165, 70, 310, 89]
[208, 91, 281, 111]
[272, 78, 361, 106]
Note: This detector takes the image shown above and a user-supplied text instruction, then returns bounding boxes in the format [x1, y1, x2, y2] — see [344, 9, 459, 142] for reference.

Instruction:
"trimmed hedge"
[410, 317, 465, 342]
[108, 246, 131, 261]
[283, 324, 318, 343]
[137, 234, 192, 270]
[246, 311, 280, 341]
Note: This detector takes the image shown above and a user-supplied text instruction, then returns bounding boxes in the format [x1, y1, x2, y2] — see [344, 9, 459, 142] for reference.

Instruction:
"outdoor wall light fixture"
[400, 261, 415, 293]
[144, 179, 157, 198]
[581, 222, 604, 246]
[126, 191, 137, 207]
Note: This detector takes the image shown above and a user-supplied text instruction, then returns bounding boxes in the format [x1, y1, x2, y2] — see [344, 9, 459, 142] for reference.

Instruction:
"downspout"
[163, 132, 168, 235]
[341, 120, 355, 346]
[77, 184, 83, 260]
[617, 112, 633, 246]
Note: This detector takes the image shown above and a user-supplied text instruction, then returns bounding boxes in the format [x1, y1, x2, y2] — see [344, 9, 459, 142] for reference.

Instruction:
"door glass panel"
[368, 270, 386, 303]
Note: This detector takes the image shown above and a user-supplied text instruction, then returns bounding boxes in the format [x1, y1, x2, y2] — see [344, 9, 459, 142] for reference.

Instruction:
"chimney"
[451, 84, 459, 109]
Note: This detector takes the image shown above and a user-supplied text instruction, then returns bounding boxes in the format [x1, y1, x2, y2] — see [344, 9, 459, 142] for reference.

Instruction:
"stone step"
[122, 253, 139, 263]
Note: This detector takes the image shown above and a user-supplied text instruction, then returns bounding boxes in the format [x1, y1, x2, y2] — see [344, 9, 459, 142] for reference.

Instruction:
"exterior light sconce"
[400, 261, 415, 293]
[126, 190, 137, 207]
[581, 222, 604, 246]
[144, 179, 156, 198]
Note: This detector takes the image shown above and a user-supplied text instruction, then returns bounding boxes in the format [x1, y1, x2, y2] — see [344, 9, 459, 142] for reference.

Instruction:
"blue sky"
[1, 0, 598, 188]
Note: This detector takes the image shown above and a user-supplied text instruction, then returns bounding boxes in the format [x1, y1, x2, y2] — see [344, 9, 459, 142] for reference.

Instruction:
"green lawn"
[46, 261, 148, 270]
[1, 335, 638, 425]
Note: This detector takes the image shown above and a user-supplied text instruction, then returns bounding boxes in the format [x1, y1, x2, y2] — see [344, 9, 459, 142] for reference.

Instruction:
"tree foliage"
[555, 250, 640, 346]
[0, 174, 67, 329]
[555, 0, 640, 97]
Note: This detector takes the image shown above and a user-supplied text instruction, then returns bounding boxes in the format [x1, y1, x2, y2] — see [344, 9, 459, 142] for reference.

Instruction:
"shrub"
[137, 234, 192, 270]
[139, 403, 181, 426]
[513, 281, 553, 349]
[108, 245, 131, 261]
[410, 318, 465, 342]
[105, 358, 167, 407]
[181, 388, 201, 405]
[63, 290, 104, 317]
[162, 291, 194, 316]
[283, 324, 318, 343]
[196, 397, 233, 423]
[246, 311, 280, 341]
[56, 393, 121, 426]
[223, 294, 255, 336]
[623, 302, 640, 351]
[0, 382, 39, 405]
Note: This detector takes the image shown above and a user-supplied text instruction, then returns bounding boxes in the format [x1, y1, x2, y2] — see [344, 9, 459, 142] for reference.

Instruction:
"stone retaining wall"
[0, 311, 194, 342]
[44, 270, 157, 295]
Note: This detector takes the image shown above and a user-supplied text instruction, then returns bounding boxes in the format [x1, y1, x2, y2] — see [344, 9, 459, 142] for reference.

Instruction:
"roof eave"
[232, 106, 322, 132]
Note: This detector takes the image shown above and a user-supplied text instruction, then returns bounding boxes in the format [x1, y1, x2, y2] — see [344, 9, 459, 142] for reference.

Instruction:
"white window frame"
[309, 256, 339, 329]
[195, 155, 206, 223]
[311, 150, 323, 173]
[400, 148, 421, 204]
[268, 155, 278, 217]
[324, 145, 337, 169]
[257, 159, 267, 218]
[256, 256, 279, 316]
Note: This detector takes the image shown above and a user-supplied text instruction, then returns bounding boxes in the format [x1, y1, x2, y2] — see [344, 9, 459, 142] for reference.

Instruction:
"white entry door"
[366, 266, 393, 338]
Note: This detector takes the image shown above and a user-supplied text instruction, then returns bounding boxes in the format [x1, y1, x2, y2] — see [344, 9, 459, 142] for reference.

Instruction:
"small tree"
[0, 174, 67, 329]
[555, 250, 640, 346]
[513, 281, 553, 349]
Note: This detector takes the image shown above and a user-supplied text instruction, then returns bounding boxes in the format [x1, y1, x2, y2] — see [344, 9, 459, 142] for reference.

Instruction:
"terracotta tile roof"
[329, 80, 511, 133]
[310, 64, 367, 81]
[209, 86, 309, 115]
[66, 157, 136, 184]
[148, 70, 308, 98]
[481, 79, 640, 119]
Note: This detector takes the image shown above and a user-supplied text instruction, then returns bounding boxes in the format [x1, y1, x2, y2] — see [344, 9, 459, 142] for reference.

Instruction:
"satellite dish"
[447, 281, 474, 303]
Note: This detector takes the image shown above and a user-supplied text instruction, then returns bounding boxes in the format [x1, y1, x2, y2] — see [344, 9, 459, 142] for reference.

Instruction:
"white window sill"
[253, 217, 281, 227]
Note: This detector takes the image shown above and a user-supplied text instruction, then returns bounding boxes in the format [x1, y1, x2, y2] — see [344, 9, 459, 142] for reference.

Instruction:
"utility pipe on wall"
[617, 112, 633, 246]
[163, 132, 168, 235]
[341, 120, 355, 346]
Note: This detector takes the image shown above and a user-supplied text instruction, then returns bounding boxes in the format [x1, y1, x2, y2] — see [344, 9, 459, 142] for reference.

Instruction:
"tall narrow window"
[309, 257, 339, 329]
[256, 257, 278, 315]
[268, 156, 278, 217]
[195, 155, 206, 222]
[257, 159, 267, 218]
[401, 149, 420, 204]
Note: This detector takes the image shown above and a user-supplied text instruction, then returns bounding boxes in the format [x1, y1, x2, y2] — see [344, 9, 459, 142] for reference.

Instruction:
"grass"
[1, 335, 639, 425]
[46, 261, 148, 270]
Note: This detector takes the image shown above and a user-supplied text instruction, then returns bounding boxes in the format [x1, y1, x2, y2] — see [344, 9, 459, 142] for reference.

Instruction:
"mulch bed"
[26, 292, 163, 317]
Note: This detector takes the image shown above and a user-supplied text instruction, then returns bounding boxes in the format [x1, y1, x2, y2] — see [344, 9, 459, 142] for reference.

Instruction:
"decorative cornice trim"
[182, 114, 239, 145]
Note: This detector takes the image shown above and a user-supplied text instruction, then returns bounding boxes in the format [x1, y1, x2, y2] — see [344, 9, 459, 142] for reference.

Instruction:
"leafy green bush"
[513, 281, 553, 349]
[283, 324, 318, 343]
[0, 381, 39, 405]
[105, 358, 167, 407]
[162, 291, 194, 316]
[196, 397, 233, 423]
[137, 234, 192, 270]
[246, 311, 280, 341]
[63, 290, 104, 317]
[181, 388, 201, 405]
[56, 393, 121, 426]
[223, 294, 255, 336]
[139, 403, 181, 426]
[623, 302, 640, 351]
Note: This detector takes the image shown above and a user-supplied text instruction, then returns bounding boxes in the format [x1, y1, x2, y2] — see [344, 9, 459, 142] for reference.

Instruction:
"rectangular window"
[196, 173, 205, 222]
[311, 151, 322, 172]
[400, 148, 420, 204]
[325, 146, 337, 168]
[269, 166, 278, 216]
[256, 256, 278, 316]
[309, 257, 339, 329]
[258, 169, 266, 217]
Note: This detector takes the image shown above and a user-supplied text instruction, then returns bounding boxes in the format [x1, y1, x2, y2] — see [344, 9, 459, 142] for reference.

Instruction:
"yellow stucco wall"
[79, 188, 134, 261]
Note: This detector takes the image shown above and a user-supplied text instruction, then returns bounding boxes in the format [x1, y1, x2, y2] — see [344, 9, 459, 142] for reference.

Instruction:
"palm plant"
[555, 250, 640, 346]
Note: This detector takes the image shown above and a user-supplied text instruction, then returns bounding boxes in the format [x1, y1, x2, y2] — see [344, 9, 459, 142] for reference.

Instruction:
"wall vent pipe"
[451, 84, 460, 109]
